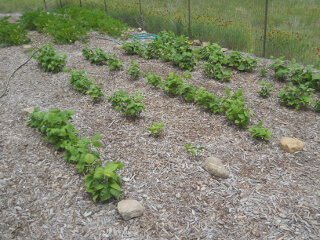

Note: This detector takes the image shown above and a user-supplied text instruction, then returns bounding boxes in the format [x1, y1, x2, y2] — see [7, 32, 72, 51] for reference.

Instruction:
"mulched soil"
[0, 15, 319, 240]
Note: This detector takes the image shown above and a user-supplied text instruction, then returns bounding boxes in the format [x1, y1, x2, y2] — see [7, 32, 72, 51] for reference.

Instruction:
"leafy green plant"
[278, 83, 314, 110]
[67, 70, 105, 101]
[147, 122, 166, 136]
[179, 84, 198, 102]
[82, 47, 123, 70]
[127, 61, 141, 80]
[0, 16, 31, 47]
[204, 62, 232, 82]
[258, 81, 273, 98]
[270, 57, 290, 81]
[260, 67, 267, 77]
[32, 43, 67, 73]
[194, 87, 223, 113]
[248, 121, 272, 141]
[197, 43, 225, 61]
[107, 91, 146, 117]
[122, 41, 144, 56]
[145, 72, 163, 87]
[171, 50, 197, 71]
[86, 84, 105, 101]
[162, 72, 185, 96]
[184, 143, 204, 156]
[227, 51, 258, 72]
[311, 100, 320, 112]
[222, 88, 254, 128]
[84, 161, 124, 202]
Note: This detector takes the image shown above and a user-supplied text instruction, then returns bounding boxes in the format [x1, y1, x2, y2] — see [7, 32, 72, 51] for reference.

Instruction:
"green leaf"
[92, 141, 102, 147]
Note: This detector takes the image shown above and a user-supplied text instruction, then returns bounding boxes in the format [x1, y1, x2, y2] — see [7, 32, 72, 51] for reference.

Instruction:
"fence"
[3, 0, 319, 67]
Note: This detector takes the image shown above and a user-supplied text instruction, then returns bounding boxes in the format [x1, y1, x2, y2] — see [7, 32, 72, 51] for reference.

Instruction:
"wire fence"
[4, 0, 319, 67]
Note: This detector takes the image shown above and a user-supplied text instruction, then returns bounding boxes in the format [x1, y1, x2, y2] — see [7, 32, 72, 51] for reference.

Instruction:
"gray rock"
[21, 107, 34, 115]
[204, 157, 229, 179]
[279, 137, 305, 153]
[192, 40, 201, 46]
[117, 199, 144, 220]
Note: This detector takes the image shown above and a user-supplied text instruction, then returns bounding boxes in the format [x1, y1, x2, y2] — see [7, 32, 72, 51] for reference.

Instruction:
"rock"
[128, 28, 135, 32]
[204, 157, 229, 179]
[202, 42, 210, 47]
[279, 137, 305, 153]
[21, 107, 34, 115]
[117, 200, 144, 220]
[113, 45, 123, 50]
[22, 45, 32, 52]
[137, 28, 142, 32]
[192, 40, 201, 46]
[221, 48, 228, 52]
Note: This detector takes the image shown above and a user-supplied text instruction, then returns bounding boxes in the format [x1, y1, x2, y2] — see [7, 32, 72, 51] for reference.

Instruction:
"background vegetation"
[0, 0, 319, 68]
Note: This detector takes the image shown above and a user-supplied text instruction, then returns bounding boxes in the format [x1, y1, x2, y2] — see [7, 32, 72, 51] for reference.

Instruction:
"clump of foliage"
[311, 100, 320, 112]
[0, 16, 31, 47]
[179, 84, 198, 102]
[32, 43, 66, 73]
[196, 43, 226, 62]
[82, 47, 122, 70]
[27, 108, 124, 202]
[145, 72, 163, 87]
[67, 70, 105, 101]
[270, 57, 290, 81]
[227, 51, 258, 72]
[162, 72, 185, 96]
[147, 122, 166, 136]
[85, 161, 124, 202]
[194, 87, 223, 113]
[184, 143, 204, 156]
[248, 121, 272, 141]
[122, 41, 144, 56]
[127, 61, 141, 80]
[222, 88, 254, 128]
[204, 62, 232, 82]
[20, 6, 127, 44]
[260, 67, 267, 77]
[107, 91, 146, 117]
[258, 81, 273, 98]
[278, 83, 314, 110]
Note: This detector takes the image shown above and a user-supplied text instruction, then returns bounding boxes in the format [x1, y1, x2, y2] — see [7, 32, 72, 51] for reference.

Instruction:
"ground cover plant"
[0, 16, 31, 47]
[258, 81, 273, 98]
[248, 121, 272, 141]
[32, 43, 67, 73]
[67, 70, 105, 101]
[147, 122, 166, 136]
[27, 108, 124, 202]
[184, 142, 204, 157]
[127, 61, 141, 80]
[107, 91, 146, 118]
[82, 47, 123, 70]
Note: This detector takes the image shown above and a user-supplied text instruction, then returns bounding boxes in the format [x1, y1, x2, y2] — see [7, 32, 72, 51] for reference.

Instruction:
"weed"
[147, 122, 166, 136]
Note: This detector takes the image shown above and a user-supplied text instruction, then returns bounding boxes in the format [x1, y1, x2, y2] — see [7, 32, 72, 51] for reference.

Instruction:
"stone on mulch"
[21, 107, 34, 115]
[117, 199, 145, 220]
[279, 137, 305, 153]
[203, 157, 229, 179]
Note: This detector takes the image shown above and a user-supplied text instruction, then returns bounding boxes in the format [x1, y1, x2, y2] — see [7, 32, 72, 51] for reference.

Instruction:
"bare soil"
[0, 23, 319, 239]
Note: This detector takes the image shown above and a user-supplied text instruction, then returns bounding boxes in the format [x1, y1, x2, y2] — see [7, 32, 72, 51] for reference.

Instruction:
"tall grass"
[1, 0, 319, 67]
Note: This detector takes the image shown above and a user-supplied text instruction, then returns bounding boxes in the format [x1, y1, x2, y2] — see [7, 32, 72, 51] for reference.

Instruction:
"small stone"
[83, 211, 92, 217]
[14, 206, 22, 211]
[202, 42, 210, 47]
[137, 28, 142, 32]
[279, 137, 305, 153]
[204, 157, 229, 179]
[113, 45, 123, 50]
[22, 45, 32, 52]
[117, 200, 144, 220]
[21, 107, 34, 115]
[176, 193, 181, 199]
[128, 29, 135, 32]
[192, 40, 201, 46]
[221, 48, 228, 52]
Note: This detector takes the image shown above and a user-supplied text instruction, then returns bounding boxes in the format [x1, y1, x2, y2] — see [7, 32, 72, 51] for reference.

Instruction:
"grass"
[0, 0, 319, 68]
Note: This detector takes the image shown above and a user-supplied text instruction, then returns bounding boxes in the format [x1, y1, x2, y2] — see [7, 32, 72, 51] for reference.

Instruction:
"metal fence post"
[104, 0, 107, 13]
[80, 0, 82, 7]
[139, 0, 144, 29]
[188, 0, 192, 38]
[59, 0, 62, 8]
[43, 0, 47, 11]
[262, 0, 269, 57]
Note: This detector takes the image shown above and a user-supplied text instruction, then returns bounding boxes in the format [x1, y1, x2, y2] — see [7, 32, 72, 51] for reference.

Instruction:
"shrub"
[0, 17, 31, 47]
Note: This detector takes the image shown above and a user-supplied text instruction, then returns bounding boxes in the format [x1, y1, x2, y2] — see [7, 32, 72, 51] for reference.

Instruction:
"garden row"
[121, 31, 320, 112]
[0, 6, 127, 47]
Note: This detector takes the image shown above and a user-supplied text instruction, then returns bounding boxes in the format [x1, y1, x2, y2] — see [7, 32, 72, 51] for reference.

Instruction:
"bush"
[0, 17, 31, 47]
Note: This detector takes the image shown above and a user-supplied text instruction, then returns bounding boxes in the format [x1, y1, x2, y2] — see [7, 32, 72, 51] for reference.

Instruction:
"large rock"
[204, 157, 229, 179]
[113, 45, 123, 50]
[192, 40, 202, 46]
[21, 107, 34, 115]
[117, 200, 144, 220]
[279, 137, 305, 153]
